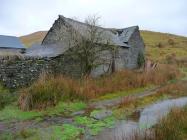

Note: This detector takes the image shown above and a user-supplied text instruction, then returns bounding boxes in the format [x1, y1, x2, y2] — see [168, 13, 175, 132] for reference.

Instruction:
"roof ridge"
[43, 15, 139, 47]
[59, 15, 139, 31]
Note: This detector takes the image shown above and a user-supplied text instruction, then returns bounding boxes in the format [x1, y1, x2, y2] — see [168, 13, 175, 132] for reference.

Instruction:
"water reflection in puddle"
[93, 97, 187, 140]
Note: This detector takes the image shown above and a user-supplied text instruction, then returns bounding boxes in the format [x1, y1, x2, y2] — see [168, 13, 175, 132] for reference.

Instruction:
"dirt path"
[89, 76, 187, 109]
[89, 85, 163, 109]
[90, 77, 187, 109]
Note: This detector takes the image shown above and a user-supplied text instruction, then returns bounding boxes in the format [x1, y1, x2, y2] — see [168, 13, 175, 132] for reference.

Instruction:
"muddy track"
[89, 84, 169, 109]
[0, 79, 184, 136]
[0, 116, 73, 134]
[89, 86, 161, 109]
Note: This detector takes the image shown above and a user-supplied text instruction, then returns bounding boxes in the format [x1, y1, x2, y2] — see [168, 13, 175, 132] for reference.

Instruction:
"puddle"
[139, 97, 187, 128]
[93, 97, 187, 140]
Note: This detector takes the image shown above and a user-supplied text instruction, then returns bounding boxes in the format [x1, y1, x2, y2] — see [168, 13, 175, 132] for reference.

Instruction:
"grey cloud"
[0, 0, 186, 37]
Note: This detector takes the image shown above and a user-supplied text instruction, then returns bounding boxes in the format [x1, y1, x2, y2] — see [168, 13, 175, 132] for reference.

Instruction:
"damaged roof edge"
[58, 15, 139, 46]
[59, 15, 139, 34]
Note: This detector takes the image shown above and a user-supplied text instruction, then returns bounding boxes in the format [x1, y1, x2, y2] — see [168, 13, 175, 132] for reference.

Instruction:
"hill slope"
[141, 30, 187, 61]
[20, 30, 187, 62]
[20, 31, 47, 47]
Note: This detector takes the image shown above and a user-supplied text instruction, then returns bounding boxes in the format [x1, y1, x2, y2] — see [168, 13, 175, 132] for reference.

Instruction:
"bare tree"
[66, 15, 117, 76]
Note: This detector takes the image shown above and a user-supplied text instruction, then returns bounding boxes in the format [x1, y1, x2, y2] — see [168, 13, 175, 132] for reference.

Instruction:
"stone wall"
[0, 58, 51, 88]
[0, 51, 84, 89]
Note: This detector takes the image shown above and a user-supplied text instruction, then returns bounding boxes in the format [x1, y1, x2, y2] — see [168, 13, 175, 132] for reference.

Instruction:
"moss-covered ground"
[0, 101, 86, 121]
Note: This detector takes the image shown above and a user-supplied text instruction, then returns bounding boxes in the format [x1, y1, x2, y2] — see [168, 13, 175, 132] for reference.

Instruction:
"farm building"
[0, 15, 145, 88]
[42, 15, 145, 76]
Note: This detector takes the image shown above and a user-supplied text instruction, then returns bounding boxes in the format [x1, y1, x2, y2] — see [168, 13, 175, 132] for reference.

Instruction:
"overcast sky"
[0, 0, 187, 37]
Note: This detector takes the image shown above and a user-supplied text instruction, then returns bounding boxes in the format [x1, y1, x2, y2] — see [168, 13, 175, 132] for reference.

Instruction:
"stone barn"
[42, 15, 145, 76]
[0, 15, 145, 88]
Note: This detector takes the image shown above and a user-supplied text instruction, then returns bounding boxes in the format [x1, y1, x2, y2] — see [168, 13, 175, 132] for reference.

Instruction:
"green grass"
[13, 124, 84, 140]
[0, 105, 42, 121]
[8, 116, 115, 139]
[48, 125, 84, 140]
[44, 101, 86, 116]
[0, 85, 13, 110]
[0, 132, 14, 140]
[0, 101, 86, 121]
[60, 124, 84, 140]
[74, 116, 115, 135]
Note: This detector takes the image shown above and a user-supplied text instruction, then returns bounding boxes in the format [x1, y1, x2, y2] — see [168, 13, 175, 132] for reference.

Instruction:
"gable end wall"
[127, 28, 145, 69]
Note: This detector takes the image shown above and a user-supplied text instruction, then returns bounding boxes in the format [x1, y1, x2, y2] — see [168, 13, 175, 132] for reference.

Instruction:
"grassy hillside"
[20, 31, 47, 47]
[20, 30, 187, 62]
[141, 30, 187, 62]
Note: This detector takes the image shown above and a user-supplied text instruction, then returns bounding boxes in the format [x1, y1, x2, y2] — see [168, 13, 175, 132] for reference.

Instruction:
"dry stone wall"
[0, 51, 84, 89]
[0, 58, 51, 88]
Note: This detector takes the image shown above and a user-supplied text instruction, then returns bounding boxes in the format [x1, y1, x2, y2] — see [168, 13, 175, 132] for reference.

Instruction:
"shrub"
[168, 38, 175, 46]
[157, 42, 164, 48]
[137, 52, 145, 68]
[18, 73, 84, 111]
[165, 54, 176, 64]
[176, 57, 187, 67]
[158, 81, 187, 97]
[153, 107, 186, 140]
[0, 85, 12, 110]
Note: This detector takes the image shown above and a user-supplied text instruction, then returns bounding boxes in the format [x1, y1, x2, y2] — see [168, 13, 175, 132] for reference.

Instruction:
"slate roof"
[0, 35, 25, 49]
[25, 43, 68, 58]
[117, 26, 139, 43]
[59, 15, 139, 48]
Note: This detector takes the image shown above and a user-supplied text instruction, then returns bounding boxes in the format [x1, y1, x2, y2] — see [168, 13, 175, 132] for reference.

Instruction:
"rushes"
[19, 64, 180, 110]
